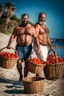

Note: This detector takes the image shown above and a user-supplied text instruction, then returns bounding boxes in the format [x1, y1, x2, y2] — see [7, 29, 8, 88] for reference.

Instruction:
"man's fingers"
[36, 50, 40, 54]
[7, 46, 11, 49]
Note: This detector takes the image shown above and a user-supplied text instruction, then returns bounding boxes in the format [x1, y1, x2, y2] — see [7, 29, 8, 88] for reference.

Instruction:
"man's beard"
[39, 21, 46, 26]
[21, 21, 28, 27]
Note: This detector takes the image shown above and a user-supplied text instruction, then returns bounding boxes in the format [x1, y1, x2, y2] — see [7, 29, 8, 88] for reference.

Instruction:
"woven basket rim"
[0, 55, 19, 60]
[46, 62, 64, 65]
[23, 77, 45, 83]
[28, 61, 46, 67]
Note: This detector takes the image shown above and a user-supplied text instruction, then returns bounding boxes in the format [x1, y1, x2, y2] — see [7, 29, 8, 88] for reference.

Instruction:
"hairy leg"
[24, 60, 28, 77]
[17, 60, 22, 80]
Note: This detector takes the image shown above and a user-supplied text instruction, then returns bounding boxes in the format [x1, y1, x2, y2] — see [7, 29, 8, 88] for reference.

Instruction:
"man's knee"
[17, 60, 22, 74]
[25, 60, 28, 67]
[17, 60, 22, 64]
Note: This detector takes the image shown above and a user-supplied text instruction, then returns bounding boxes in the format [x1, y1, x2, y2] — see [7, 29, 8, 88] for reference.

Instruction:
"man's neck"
[19, 23, 32, 28]
[37, 22, 44, 26]
[38, 21, 46, 26]
[20, 22, 28, 27]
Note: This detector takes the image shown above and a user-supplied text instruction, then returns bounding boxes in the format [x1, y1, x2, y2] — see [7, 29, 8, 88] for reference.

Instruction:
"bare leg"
[17, 60, 22, 80]
[36, 74, 39, 77]
[24, 60, 28, 77]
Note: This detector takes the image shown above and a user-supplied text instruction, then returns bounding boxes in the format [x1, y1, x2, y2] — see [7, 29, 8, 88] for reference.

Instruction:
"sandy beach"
[0, 32, 64, 96]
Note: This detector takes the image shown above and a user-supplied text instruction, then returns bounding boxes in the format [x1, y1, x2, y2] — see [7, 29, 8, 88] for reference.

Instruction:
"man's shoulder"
[27, 23, 34, 28]
[27, 23, 34, 27]
[14, 25, 19, 29]
[35, 22, 40, 28]
[27, 24, 36, 32]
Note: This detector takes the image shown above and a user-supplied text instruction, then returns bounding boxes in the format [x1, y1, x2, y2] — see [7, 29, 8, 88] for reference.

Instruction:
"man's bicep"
[47, 35, 52, 45]
[35, 25, 39, 36]
[47, 35, 50, 42]
[33, 28, 37, 38]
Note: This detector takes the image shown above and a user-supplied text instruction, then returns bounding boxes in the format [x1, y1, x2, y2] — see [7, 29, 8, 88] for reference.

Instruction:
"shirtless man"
[7, 14, 40, 80]
[34, 12, 55, 77]
[35, 12, 55, 62]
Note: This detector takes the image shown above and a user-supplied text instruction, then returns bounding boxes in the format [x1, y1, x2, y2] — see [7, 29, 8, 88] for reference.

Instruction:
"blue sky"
[0, 0, 64, 39]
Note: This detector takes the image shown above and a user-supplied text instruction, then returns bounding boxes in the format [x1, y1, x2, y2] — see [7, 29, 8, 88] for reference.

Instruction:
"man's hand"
[36, 49, 40, 54]
[50, 46, 55, 52]
[7, 45, 11, 49]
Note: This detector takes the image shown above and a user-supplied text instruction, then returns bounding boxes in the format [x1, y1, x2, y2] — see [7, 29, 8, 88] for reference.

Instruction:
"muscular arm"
[34, 24, 40, 36]
[47, 35, 54, 51]
[32, 27, 40, 52]
[48, 35, 52, 47]
[7, 27, 17, 47]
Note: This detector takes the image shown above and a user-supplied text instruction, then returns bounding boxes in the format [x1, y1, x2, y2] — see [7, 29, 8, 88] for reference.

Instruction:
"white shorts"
[30, 45, 48, 61]
[37, 45, 48, 61]
[28, 45, 48, 77]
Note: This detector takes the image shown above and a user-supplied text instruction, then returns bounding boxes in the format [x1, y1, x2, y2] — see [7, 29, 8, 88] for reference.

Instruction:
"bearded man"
[7, 14, 40, 80]
[34, 12, 55, 77]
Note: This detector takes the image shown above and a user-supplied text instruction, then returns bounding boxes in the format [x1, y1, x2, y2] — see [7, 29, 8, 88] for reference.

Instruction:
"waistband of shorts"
[17, 43, 32, 47]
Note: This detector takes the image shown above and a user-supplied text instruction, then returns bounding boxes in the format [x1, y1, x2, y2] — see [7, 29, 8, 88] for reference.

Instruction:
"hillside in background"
[0, 17, 34, 35]
[0, 1, 21, 35]
[0, 1, 34, 35]
[0, 15, 21, 35]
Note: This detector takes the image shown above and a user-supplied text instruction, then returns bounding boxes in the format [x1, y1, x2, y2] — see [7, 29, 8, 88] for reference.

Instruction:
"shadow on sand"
[0, 77, 27, 94]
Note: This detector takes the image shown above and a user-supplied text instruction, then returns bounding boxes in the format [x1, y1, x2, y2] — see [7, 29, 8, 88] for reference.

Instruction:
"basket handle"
[48, 49, 58, 64]
[0, 47, 18, 54]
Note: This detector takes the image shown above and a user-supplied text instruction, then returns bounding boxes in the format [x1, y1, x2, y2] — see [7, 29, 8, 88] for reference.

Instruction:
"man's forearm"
[35, 37, 40, 50]
[48, 36, 52, 48]
[47, 36, 55, 51]
[8, 35, 15, 47]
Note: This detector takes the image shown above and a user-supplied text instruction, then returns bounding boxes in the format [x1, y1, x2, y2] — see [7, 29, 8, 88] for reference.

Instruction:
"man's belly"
[16, 35, 32, 46]
[38, 35, 48, 46]
[39, 39, 48, 46]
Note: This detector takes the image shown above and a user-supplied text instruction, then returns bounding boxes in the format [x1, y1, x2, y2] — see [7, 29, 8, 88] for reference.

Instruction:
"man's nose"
[43, 18, 46, 21]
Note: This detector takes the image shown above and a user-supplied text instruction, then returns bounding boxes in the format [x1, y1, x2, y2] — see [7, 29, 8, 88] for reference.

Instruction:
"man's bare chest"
[39, 26, 49, 35]
[16, 26, 33, 36]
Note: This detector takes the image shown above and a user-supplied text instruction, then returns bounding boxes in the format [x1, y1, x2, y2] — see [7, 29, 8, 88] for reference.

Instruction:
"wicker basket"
[44, 50, 64, 80]
[0, 47, 18, 69]
[28, 60, 45, 74]
[23, 77, 45, 94]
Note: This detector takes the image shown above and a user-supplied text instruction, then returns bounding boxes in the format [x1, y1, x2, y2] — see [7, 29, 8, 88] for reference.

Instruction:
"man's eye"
[23, 18, 28, 19]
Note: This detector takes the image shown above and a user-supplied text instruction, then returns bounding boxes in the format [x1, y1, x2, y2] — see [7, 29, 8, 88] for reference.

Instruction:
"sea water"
[52, 41, 64, 58]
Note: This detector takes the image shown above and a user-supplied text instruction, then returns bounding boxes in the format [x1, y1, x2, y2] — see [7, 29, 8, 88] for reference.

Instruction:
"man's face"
[39, 13, 46, 25]
[22, 15, 29, 24]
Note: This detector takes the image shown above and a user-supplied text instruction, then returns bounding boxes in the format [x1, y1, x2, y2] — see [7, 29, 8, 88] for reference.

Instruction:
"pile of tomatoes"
[29, 57, 45, 65]
[0, 52, 18, 59]
[46, 54, 64, 64]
